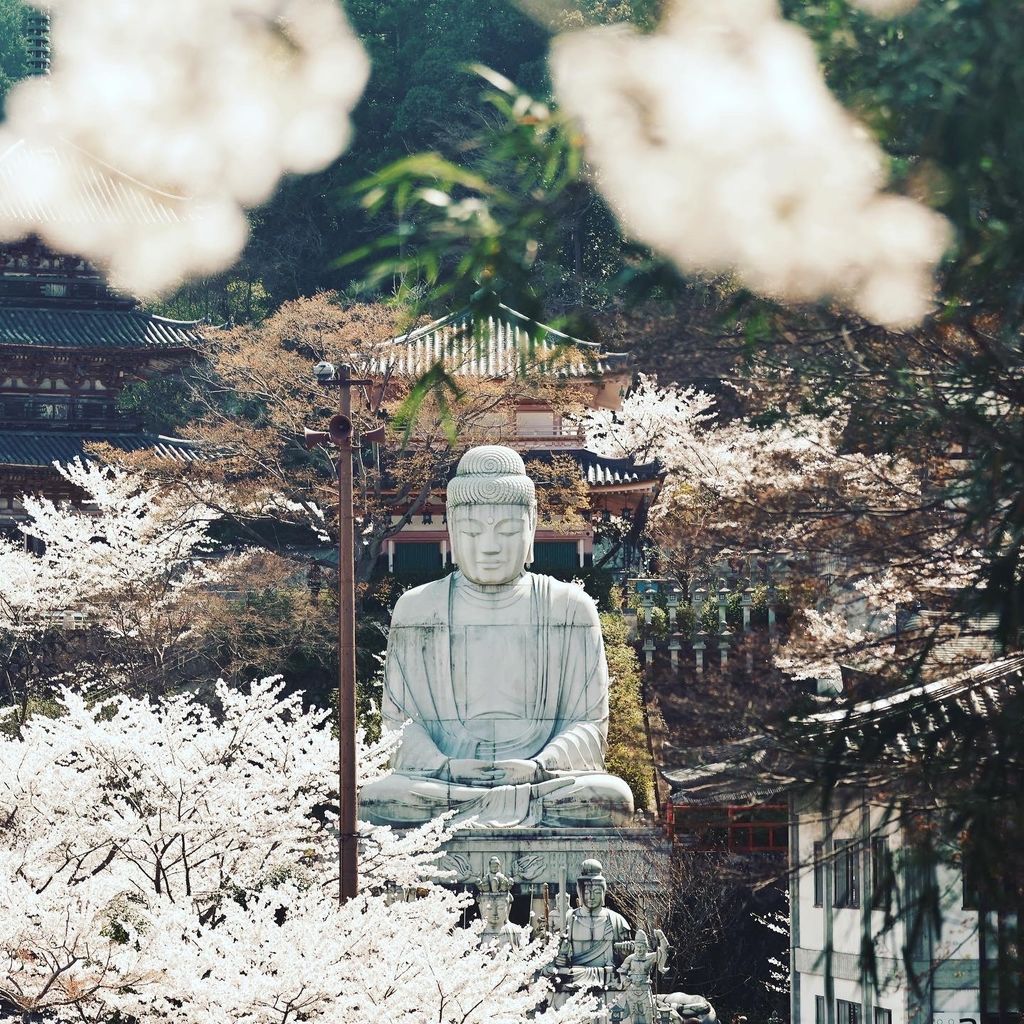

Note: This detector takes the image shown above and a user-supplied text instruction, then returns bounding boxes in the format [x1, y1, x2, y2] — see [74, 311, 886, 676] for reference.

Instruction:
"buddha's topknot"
[447, 445, 536, 510]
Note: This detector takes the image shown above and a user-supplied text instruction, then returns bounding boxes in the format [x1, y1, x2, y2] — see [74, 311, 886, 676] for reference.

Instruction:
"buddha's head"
[576, 858, 607, 911]
[478, 890, 513, 929]
[447, 446, 536, 586]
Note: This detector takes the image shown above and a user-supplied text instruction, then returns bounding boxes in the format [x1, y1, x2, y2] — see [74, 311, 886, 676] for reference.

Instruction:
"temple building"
[0, 13, 206, 531]
[0, 161, 207, 531]
[372, 304, 664, 577]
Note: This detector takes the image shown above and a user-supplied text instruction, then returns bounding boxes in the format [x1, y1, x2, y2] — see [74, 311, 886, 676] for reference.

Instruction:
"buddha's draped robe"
[359, 572, 634, 828]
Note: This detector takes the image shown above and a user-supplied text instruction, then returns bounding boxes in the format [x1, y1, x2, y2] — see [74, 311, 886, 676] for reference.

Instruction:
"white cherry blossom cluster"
[584, 375, 920, 509]
[584, 376, 965, 688]
[550, 0, 949, 328]
[0, 677, 590, 1024]
[0, 459, 222, 640]
[0, 0, 369, 294]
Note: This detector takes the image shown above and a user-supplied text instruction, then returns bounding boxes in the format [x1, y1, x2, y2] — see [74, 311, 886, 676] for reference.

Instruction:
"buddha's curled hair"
[447, 445, 537, 510]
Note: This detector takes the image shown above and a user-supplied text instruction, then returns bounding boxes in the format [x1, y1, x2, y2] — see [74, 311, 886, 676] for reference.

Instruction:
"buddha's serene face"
[479, 893, 511, 928]
[580, 880, 606, 911]
[450, 503, 534, 585]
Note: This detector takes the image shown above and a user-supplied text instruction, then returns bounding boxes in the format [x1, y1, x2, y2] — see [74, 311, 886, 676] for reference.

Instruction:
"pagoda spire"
[25, 7, 51, 77]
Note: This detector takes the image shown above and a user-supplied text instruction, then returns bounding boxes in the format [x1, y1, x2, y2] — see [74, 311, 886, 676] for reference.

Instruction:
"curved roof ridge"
[154, 434, 203, 447]
[58, 136, 191, 204]
[394, 302, 625, 356]
[145, 312, 206, 328]
[495, 302, 598, 350]
[397, 308, 466, 344]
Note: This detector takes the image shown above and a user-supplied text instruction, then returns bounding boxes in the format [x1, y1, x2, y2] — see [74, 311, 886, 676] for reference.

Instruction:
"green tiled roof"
[0, 307, 203, 349]
[0, 431, 207, 467]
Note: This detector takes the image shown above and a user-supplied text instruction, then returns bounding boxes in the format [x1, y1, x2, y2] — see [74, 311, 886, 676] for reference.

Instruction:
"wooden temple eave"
[0, 462, 79, 505]
[0, 345, 195, 389]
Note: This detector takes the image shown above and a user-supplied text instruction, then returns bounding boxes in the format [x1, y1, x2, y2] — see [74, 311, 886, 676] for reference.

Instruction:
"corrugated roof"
[0, 431, 208, 467]
[662, 655, 1024, 803]
[378, 305, 630, 379]
[0, 306, 203, 349]
[0, 138, 191, 227]
[805, 655, 1024, 735]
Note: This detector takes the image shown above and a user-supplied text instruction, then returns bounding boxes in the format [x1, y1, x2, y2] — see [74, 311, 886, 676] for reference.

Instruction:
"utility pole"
[305, 362, 384, 903]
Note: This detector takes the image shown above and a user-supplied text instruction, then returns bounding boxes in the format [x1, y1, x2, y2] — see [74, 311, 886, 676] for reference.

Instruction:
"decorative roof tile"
[525, 448, 664, 487]
[0, 431, 207, 467]
[0, 306, 203, 349]
[379, 304, 629, 379]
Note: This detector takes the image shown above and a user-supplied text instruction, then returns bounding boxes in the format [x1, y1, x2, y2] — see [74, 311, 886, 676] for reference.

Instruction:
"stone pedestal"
[438, 826, 671, 932]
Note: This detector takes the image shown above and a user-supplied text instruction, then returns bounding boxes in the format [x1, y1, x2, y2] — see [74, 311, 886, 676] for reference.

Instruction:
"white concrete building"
[790, 658, 1024, 1024]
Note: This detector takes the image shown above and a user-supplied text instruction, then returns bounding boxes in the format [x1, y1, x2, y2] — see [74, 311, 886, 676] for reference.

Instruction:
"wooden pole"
[329, 366, 358, 905]
[306, 361, 381, 903]
[336, 365, 358, 903]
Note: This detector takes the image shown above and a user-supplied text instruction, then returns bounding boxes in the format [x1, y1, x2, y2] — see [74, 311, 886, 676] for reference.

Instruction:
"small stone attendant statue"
[550, 859, 633, 989]
[359, 445, 634, 828]
[617, 930, 658, 1024]
[476, 894, 528, 950]
[479, 855, 513, 894]
[545, 858, 718, 1024]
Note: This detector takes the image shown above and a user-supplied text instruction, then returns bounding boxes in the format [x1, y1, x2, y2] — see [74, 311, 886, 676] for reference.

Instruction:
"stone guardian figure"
[359, 445, 635, 828]
[548, 858, 633, 990]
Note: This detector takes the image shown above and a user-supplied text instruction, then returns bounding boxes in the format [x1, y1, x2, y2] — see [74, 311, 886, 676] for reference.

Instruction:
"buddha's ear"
[527, 504, 537, 566]
[447, 512, 460, 567]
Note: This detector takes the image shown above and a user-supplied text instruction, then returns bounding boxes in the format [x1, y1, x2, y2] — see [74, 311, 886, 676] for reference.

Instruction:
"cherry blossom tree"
[584, 374, 981, 691]
[0, 460, 237, 723]
[0, 677, 591, 1024]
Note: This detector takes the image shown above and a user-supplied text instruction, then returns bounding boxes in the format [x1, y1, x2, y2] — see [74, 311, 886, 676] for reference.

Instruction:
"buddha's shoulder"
[391, 575, 454, 624]
[527, 573, 601, 625]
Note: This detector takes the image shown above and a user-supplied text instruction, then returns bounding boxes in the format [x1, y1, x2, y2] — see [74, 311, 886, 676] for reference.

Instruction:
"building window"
[813, 841, 825, 907]
[837, 1000, 861, 1024]
[870, 837, 895, 910]
[833, 839, 860, 909]
[874, 1009, 891, 1024]
[392, 542, 442, 574]
[532, 541, 578, 571]
[815, 996, 826, 1024]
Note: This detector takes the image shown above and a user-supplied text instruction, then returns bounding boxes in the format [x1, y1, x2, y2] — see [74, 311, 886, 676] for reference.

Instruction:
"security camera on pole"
[304, 361, 384, 904]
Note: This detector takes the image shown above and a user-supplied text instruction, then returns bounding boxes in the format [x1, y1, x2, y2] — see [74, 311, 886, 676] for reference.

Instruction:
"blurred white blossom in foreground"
[848, 0, 919, 16]
[550, 0, 949, 328]
[0, 0, 369, 295]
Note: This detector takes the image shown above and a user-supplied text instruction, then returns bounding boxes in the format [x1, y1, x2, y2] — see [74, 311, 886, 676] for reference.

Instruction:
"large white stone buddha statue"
[359, 445, 635, 829]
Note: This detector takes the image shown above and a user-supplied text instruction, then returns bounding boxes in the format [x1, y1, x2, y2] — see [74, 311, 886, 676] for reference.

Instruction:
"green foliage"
[148, 274, 274, 325]
[0, 694, 61, 738]
[601, 610, 654, 811]
[116, 373, 202, 434]
[786, 0, 1024, 316]
[0, 0, 27, 116]
[346, 67, 592, 321]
